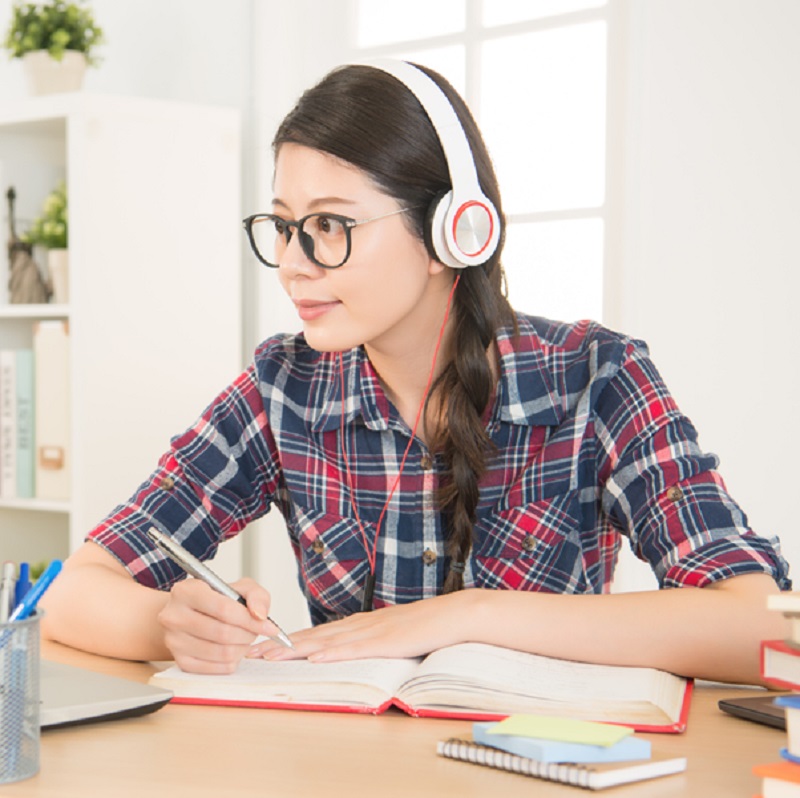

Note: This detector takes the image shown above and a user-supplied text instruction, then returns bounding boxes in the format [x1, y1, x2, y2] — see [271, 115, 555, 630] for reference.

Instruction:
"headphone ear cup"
[426, 189, 465, 269]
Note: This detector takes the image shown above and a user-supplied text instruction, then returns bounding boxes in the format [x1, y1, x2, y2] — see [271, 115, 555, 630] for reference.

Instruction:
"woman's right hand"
[158, 577, 280, 674]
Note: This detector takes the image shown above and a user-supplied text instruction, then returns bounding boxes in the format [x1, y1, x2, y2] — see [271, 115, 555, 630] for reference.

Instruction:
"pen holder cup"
[0, 612, 41, 784]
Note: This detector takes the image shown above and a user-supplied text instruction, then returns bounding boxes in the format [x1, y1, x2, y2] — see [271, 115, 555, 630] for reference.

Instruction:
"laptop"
[41, 659, 173, 729]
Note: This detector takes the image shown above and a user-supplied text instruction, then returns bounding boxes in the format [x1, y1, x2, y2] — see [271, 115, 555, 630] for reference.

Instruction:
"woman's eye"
[315, 215, 344, 235]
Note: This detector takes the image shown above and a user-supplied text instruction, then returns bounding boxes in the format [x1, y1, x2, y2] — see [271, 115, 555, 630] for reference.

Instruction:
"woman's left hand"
[249, 589, 480, 663]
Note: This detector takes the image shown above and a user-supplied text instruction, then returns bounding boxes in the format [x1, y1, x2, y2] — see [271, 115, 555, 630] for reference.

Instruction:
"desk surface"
[4, 642, 787, 797]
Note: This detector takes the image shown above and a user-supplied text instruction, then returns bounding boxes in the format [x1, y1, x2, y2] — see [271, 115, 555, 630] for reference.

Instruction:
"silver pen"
[0, 561, 17, 623]
[146, 526, 294, 649]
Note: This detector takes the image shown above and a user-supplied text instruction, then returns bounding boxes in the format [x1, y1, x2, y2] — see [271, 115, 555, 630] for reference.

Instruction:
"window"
[353, 0, 611, 323]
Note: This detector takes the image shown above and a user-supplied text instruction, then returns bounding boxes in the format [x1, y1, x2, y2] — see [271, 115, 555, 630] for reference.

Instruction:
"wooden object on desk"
[6, 641, 784, 798]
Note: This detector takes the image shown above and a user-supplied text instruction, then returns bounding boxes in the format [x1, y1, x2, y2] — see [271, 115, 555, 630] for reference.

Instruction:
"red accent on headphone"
[452, 200, 495, 258]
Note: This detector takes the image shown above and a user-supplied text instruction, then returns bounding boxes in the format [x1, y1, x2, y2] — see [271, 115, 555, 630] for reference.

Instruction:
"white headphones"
[362, 59, 501, 269]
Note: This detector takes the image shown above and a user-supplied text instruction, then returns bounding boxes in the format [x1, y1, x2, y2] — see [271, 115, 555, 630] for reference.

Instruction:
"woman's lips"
[294, 299, 340, 321]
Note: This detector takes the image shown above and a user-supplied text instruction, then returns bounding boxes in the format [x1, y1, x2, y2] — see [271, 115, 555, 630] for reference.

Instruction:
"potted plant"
[23, 182, 69, 303]
[3, 1, 104, 95]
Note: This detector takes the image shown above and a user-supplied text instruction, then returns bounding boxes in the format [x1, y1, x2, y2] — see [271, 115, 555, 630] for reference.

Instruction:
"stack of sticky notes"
[473, 715, 651, 763]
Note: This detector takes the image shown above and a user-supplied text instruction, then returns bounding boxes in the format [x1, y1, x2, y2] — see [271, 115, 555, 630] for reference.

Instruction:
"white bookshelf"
[0, 93, 242, 569]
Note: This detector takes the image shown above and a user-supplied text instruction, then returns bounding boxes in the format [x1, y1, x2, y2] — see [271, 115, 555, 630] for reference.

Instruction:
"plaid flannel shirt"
[89, 314, 790, 624]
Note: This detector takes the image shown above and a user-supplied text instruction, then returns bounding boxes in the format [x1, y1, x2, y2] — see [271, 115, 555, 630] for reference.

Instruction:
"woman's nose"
[278, 229, 320, 278]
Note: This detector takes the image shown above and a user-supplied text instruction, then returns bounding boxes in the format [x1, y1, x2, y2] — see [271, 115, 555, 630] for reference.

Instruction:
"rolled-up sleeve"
[88, 361, 282, 590]
[597, 341, 791, 590]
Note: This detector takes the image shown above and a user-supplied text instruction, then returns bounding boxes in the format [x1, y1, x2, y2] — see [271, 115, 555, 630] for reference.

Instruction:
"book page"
[399, 643, 686, 724]
[151, 656, 422, 709]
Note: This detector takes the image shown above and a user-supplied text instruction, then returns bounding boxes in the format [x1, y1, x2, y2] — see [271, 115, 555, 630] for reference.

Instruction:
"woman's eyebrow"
[271, 196, 360, 213]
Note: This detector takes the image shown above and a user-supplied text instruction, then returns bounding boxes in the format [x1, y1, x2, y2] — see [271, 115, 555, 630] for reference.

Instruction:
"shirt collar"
[309, 347, 393, 433]
[494, 316, 564, 427]
[308, 315, 564, 434]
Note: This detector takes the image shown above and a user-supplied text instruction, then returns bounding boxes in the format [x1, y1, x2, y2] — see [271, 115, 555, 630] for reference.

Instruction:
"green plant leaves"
[3, 1, 104, 64]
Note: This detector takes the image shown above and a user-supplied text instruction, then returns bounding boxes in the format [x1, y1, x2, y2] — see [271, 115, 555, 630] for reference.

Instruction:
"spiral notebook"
[436, 739, 687, 790]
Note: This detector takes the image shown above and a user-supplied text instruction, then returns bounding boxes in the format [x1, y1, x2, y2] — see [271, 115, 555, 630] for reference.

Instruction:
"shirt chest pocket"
[290, 505, 370, 618]
[472, 492, 588, 594]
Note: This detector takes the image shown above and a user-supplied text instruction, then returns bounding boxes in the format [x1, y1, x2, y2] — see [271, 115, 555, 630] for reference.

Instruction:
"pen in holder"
[0, 611, 41, 784]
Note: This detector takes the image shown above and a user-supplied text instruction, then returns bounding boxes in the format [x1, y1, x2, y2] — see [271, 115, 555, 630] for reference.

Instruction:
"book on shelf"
[762, 640, 800, 691]
[33, 320, 70, 501]
[0, 349, 16, 497]
[753, 760, 800, 797]
[149, 641, 692, 732]
[436, 739, 687, 790]
[15, 349, 34, 499]
[0, 348, 43, 501]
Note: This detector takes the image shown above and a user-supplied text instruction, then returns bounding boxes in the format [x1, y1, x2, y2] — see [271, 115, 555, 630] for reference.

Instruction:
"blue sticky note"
[473, 722, 651, 764]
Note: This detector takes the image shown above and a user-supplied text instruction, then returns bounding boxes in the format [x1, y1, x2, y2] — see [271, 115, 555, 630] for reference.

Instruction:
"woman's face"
[272, 143, 449, 356]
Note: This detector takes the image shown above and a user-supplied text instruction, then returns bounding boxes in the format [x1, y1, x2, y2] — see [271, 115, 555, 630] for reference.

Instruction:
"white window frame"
[347, 0, 624, 324]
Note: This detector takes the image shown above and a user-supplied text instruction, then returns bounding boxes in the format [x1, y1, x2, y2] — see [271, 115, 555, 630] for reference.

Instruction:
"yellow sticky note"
[486, 715, 633, 747]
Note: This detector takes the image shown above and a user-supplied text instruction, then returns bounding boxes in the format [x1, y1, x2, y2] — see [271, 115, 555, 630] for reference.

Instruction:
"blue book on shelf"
[15, 350, 35, 499]
[472, 722, 652, 764]
[0, 349, 16, 498]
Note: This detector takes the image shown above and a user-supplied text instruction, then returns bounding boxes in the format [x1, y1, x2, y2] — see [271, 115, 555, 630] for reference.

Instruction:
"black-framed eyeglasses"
[242, 207, 417, 270]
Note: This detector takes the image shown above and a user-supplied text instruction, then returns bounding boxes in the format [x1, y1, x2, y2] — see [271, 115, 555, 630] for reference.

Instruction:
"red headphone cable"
[338, 274, 460, 611]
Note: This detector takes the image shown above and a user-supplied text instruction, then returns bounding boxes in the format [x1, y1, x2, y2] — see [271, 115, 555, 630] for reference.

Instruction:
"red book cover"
[761, 640, 800, 690]
[166, 689, 692, 733]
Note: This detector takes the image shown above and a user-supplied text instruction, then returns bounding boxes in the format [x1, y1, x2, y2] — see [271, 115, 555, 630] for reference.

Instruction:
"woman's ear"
[428, 258, 448, 276]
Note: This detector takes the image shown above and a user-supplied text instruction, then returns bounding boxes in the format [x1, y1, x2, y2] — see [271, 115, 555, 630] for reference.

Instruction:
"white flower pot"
[48, 248, 69, 304]
[22, 50, 87, 96]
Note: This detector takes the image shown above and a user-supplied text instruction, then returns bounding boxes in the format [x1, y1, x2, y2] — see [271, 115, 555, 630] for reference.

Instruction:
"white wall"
[607, 0, 800, 588]
[0, 0, 253, 106]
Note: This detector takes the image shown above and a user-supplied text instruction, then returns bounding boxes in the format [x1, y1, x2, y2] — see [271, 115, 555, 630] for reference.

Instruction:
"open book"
[150, 642, 692, 732]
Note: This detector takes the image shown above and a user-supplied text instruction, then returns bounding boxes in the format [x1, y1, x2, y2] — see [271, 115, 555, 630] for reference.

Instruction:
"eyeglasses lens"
[249, 214, 350, 269]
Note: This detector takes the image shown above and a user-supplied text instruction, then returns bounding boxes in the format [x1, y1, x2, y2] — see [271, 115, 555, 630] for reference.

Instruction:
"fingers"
[249, 610, 395, 663]
[248, 593, 470, 665]
[232, 577, 273, 623]
[159, 578, 276, 673]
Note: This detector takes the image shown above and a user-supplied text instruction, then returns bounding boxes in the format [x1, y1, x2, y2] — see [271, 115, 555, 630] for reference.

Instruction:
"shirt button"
[420, 454, 433, 471]
[666, 486, 684, 503]
[158, 477, 175, 491]
[311, 538, 325, 555]
[422, 548, 437, 565]
[522, 535, 537, 553]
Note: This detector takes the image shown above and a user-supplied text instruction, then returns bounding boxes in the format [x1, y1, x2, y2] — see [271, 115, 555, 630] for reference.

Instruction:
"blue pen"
[8, 560, 63, 623]
[14, 562, 31, 610]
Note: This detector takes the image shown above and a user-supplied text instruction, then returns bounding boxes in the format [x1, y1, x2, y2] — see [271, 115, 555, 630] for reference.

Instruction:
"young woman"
[41, 62, 790, 683]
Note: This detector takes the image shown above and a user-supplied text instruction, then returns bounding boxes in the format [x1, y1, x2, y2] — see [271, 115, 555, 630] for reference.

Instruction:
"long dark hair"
[274, 63, 516, 593]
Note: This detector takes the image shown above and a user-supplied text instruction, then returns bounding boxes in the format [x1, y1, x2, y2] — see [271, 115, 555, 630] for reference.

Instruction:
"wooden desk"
[3, 642, 786, 796]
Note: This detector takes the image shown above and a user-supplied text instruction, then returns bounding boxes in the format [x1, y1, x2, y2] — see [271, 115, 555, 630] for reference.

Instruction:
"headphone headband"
[358, 59, 501, 268]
